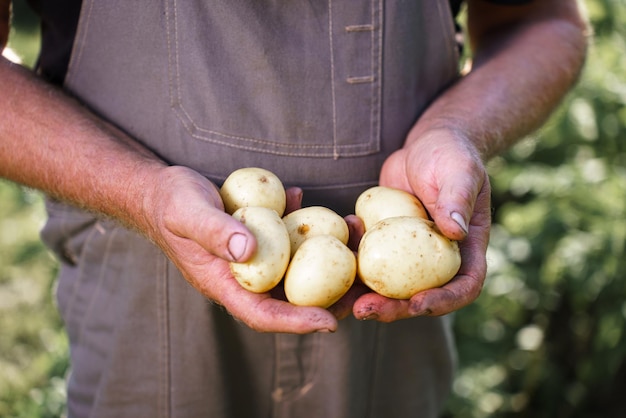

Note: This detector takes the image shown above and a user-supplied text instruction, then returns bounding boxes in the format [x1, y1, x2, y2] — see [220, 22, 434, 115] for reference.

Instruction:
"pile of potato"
[220, 167, 461, 307]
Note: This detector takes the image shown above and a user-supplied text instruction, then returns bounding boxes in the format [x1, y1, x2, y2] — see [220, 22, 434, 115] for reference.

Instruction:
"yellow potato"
[282, 206, 349, 257]
[220, 167, 286, 216]
[284, 235, 356, 308]
[355, 186, 428, 230]
[230, 206, 291, 293]
[357, 216, 461, 299]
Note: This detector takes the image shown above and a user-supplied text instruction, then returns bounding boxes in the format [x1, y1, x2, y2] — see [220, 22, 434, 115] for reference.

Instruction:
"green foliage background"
[445, 1, 626, 416]
[1, 0, 625, 416]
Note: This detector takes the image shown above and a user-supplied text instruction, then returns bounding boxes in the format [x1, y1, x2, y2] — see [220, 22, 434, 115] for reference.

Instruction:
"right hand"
[141, 165, 338, 334]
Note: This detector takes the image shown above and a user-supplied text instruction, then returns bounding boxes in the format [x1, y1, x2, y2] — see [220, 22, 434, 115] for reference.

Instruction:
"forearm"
[0, 57, 167, 231]
[408, 1, 588, 161]
[0, 58, 341, 333]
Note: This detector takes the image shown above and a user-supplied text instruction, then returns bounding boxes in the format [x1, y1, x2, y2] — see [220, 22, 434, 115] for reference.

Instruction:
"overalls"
[41, 1, 461, 417]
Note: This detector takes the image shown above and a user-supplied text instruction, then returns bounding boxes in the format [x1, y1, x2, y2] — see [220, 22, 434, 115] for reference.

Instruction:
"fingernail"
[317, 328, 334, 334]
[228, 233, 248, 261]
[451, 211, 469, 235]
[410, 308, 433, 317]
[409, 301, 433, 317]
[361, 313, 379, 321]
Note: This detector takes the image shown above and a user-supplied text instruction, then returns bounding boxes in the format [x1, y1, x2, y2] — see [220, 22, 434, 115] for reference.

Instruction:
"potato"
[230, 206, 291, 293]
[284, 235, 356, 308]
[357, 216, 461, 299]
[282, 206, 349, 257]
[220, 167, 286, 216]
[355, 186, 428, 230]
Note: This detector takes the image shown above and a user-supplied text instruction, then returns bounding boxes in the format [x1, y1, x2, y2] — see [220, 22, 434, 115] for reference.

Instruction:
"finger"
[200, 186, 303, 261]
[379, 149, 411, 191]
[239, 296, 339, 333]
[407, 272, 484, 316]
[190, 259, 338, 333]
[176, 205, 258, 263]
[284, 187, 303, 215]
[344, 214, 365, 251]
[407, 204, 490, 316]
[152, 167, 259, 263]
[352, 203, 490, 321]
[222, 279, 338, 333]
[429, 164, 487, 242]
[352, 292, 413, 322]
[352, 269, 484, 320]
[163, 185, 256, 263]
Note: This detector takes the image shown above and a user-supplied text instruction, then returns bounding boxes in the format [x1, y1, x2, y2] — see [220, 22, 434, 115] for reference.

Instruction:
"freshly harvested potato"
[355, 186, 428, 230]
[284, 235, 356, 308]
[357, 216, 461, 299]
[230, 206, 291, 293]
[282, 206, 349, 257]
[220, 167, 286, 216]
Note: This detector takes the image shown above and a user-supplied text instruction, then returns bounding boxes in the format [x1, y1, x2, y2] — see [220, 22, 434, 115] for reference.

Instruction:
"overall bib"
[41, 1, 461, 417]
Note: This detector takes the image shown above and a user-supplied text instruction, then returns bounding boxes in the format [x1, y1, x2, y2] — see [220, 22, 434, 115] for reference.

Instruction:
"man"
[1, 1, 587, 417]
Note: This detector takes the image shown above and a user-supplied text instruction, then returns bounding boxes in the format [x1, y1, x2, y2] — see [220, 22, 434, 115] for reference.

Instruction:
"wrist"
[405, 122, 485, 164]
[138, 165, 225, 245]
[136, 163, 179, 243]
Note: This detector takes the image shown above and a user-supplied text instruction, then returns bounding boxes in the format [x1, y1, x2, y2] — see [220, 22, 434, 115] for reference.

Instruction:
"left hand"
[351, 127, 492, 321]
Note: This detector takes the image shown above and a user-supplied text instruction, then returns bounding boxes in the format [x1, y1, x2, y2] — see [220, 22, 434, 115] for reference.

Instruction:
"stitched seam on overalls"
[344, 22, 374, 84]
[373, 0, 383, 160]
[171, 119, 375, 156]
[157, 255, 172, 418]
[365, 322, 383, 418]
[342, 0, 383, 158]
[168, 0, 181, 111]
[171, 62, 371, 156]
[345, 24, 374, 32]
[347, 75, 375, 84]
[175, 121, 373, 151]
[164, 0, 173, 109]
[327, 0, 339, 159]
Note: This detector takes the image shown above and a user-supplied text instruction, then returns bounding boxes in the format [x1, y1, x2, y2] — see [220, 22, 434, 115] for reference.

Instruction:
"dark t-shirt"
[27, 0, 81, 85]
[27, 0, 531, 86]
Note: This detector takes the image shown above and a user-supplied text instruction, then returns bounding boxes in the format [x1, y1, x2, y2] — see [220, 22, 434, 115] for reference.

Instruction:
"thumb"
[183, 206, 258, 262]
[147, 166, 258, 263]
[429, 169, 487, 241]
[166, 195, 258, 263]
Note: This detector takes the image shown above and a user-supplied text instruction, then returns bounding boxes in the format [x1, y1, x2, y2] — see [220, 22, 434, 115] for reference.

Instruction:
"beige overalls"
[41, 1, 461, 416]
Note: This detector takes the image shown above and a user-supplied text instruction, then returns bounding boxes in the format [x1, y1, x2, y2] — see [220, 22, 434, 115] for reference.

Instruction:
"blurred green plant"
[4, 0, 39, 67]
[444, 0, 626, 417]
[0, 180, 67, 418]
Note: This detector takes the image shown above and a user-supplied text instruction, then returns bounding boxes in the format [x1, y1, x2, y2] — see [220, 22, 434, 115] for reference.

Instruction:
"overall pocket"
[165, 0, 383, 158]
